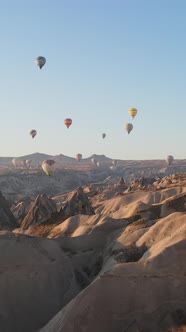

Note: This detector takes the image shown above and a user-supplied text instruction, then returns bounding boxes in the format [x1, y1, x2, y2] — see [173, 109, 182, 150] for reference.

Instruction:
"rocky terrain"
[0, 157, 185, 331]
[0, 152, 186, 205]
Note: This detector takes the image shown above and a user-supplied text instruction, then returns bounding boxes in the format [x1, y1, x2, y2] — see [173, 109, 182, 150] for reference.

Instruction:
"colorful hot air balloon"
[165, 155, 174, 165]
[125, 123, 133, 134]
[35, 56, 46, 69]
[42, 160, 55, 176]
[29, 129, 37, 139]
[128, 107, 138, 119]
[76, 154, 82, 161]
[64, 118, 72, 128]
[102, 133, 106, 139]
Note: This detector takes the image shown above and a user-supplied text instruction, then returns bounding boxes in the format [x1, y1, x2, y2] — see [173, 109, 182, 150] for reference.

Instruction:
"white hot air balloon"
[12, 158, 18, 167]
[165, 155, 174, 165]
[26, 160, 31, 168]
[91, 158, 97, 167]
[42, 160, 55, 176]
[112, 160, 117, 166]
[35, 56, 46, 69]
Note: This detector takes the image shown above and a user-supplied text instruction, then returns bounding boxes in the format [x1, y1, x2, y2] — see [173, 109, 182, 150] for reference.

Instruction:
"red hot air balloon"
[64, 118, 72, 128]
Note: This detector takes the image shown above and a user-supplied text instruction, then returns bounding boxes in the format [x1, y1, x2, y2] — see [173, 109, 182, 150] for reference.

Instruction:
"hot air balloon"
[42, 160, 55, 176]
[165, 155, 174, 165]
[26, 160, 31, 168]
[110, 165, 117, 171]
[128, 107, 138, 119]
[35, 56, 46, 69]
[76, 154, 82, 161]
[29, 129, 37, 139]
[102, 133, 106, 139]
[125, 123, 133, 134]
[112, 160, 117, 166]
[91, 158, 97, 167]
[64, 118, 72, 128]
[12, 158, 18, 167]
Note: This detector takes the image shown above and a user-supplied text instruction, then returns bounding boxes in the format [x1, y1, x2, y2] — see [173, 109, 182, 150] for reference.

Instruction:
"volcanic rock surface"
[0, 171, 186, 332]
[21, 194, 58, 230]
[0, 191, 17, 230]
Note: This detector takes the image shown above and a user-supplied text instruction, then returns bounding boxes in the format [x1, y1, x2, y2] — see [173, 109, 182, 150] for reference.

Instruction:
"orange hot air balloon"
[64, 118, 72, 128]
[76, 154, 82, 161]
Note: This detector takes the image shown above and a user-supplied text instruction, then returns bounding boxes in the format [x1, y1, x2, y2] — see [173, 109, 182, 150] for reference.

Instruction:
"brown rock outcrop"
[62, 187, 95, 218]
[11, 196, 32, 226]
[21, 194, 58, 230]
[0, 191, 17, 230]
[40, 239, 186, 332]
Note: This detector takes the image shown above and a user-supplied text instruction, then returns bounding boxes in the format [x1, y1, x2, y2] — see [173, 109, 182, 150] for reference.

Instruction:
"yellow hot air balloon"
[128, 108, 138, 119]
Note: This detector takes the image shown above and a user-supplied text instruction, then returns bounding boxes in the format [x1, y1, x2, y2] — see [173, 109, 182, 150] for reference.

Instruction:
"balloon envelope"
[125, 123, 133, 134]
[35, 56, 46, 69]
[26, 160, 31, 167]
[12, 158, 17, 167]
[64, 118, 72, 128]
[76, 154, 82, 161]
[165, 155, 174, 165]
[29, 130, 37, 139]
[42, 160, 55, 176]
[91, 158, 97, 167]
[128, 108, 138, 119]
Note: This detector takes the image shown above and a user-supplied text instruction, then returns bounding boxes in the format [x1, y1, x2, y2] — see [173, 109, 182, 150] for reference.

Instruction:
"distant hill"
[0, 153, 114, 167]
[0, 152, 186, 168]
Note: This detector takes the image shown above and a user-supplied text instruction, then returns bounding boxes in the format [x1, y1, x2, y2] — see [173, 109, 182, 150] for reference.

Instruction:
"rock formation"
[62, 187, 95, 218]
[11, 196, 32, 225]
[0, 191, 17, 230]
[21, 194, 58, 230]
[0, 233, 79, 332]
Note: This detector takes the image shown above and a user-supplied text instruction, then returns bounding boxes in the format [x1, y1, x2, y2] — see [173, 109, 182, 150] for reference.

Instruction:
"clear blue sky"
[0, 0, 186, 159]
